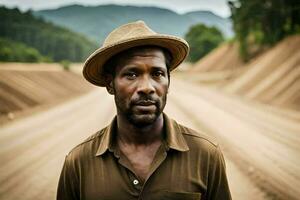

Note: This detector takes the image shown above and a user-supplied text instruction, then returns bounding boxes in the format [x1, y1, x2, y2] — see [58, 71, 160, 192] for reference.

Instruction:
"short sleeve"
[57, 155, 79, 200]
[206, 145, 232, 200]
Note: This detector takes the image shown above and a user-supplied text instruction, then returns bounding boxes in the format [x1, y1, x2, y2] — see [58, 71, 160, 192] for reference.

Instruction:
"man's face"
[110, 47, 169, 127]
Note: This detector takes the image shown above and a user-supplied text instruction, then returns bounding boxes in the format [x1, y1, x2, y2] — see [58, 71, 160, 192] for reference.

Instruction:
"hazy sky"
[0, 0, 231, 17]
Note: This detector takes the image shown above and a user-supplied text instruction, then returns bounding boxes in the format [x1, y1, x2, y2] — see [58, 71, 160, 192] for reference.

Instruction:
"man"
[57, 21, 231, 200]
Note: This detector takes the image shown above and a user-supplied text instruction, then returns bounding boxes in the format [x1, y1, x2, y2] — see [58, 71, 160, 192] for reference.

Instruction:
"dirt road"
[1, 78, 299, 199]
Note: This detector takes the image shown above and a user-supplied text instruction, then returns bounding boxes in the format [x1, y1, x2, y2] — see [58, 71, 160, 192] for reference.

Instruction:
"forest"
[229, 0, 300, 60]
[0, 7, 97, 62]
[185, 0, 300, 62]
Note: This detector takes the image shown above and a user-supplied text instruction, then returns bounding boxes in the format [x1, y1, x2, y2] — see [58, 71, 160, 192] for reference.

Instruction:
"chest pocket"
[160, 191, 201, 200]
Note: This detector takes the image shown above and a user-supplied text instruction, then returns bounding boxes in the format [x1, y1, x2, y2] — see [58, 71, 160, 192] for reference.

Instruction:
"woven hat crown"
[103, 21, 157, 46]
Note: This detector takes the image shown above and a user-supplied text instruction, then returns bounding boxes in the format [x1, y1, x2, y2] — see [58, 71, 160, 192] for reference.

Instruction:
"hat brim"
[83, 34, 189, 87]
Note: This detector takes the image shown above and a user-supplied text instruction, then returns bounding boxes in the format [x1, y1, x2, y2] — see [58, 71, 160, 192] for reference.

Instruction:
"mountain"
[34, 4, 233, 44]
[0, 6, 97, 62]
[184, 11, 232, 38]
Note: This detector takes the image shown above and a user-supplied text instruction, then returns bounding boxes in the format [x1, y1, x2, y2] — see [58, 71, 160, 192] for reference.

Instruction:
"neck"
[116, 114, 164, 145]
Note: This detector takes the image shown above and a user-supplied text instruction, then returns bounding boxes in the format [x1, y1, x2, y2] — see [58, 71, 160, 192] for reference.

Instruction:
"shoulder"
[65, 126, 107, 162]
[175, 122, 226, 169]
[175, 121, 220, 153]
[180, 123, 218, 146]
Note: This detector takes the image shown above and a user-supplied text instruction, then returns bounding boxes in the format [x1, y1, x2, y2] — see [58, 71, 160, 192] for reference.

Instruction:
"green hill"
[0, 6, 97, 62]
[34, 4, 233, 44]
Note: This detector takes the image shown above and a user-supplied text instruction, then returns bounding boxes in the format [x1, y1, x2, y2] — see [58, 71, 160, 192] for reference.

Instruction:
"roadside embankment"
[0, 63, 93, 124]
[182, 35, 300, 111]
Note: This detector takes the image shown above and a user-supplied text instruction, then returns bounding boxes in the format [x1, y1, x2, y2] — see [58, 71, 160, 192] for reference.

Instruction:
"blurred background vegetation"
[0, 4, 231, 64]
[229, 0, 300, 61]
[0, 7, 97, 62]
[1, 1, 299, 65]
[185, 24, 224, 62]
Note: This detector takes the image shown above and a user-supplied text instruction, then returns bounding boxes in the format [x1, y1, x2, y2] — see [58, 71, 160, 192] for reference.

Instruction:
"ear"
[105, 75, 114, 95]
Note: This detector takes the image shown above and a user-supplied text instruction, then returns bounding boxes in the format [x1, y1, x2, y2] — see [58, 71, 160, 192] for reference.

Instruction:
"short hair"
[103, 45, 172, 78]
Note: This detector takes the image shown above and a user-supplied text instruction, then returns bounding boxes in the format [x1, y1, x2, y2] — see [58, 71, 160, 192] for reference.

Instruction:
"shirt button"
[133, 179, 139, 185]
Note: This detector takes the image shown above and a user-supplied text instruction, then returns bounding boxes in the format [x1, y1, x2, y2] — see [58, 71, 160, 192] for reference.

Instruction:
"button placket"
[132, 177, 143, 190]
[127, 171, 142, 191]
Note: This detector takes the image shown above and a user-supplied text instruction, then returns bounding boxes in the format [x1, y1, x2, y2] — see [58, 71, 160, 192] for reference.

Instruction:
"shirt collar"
[163, 113, 189, 152]
[95, 113, 189, 157]
[95, 117, 117, 156]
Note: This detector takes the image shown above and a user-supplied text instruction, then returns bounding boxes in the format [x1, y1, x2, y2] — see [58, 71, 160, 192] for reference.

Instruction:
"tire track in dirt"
[165, 97, 267, 200]
[168, 80, 299, 200]
[0, 89, 115, 200]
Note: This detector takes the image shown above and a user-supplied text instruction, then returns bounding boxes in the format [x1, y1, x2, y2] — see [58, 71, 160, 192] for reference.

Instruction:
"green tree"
[229, 0, 300, 60]
[185, 24, 224, 62]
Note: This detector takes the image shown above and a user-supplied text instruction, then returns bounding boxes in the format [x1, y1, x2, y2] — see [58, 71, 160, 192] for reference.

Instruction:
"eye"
[124, 72, 137, 79]
[152, 70, 165, 77]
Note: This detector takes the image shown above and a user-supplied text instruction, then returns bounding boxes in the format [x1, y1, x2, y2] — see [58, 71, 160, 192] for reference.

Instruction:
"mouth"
[132, 100, 156, 113]
[135, 100, 156, 106]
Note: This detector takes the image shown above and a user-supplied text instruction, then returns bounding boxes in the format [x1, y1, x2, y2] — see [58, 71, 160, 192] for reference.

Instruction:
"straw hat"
[83, 20, 189, 87]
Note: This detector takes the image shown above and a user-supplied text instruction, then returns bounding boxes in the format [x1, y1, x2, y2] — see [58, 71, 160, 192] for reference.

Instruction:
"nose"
[137, 76, 155, 95]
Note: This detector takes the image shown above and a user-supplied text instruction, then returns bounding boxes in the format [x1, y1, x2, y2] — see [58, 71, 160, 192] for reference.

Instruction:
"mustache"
[131, 95, 158, 106]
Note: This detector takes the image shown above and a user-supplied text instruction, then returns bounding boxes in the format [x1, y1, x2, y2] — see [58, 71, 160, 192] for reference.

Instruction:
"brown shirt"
[57, 114, 231, 200]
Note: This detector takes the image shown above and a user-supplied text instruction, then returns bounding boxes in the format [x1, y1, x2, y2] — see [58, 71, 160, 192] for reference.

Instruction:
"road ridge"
[168, 84, 298, 200]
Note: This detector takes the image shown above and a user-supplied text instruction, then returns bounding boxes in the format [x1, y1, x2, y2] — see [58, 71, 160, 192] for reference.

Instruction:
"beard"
[114, 93, 167, 128]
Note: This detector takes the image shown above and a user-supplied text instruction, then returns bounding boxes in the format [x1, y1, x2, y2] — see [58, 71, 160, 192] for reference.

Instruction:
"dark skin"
[106, 47, 169, 182]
